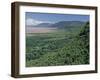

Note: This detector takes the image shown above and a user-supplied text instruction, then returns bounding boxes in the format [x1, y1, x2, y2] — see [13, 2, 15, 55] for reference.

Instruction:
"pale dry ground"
[26, 27, 57, 33]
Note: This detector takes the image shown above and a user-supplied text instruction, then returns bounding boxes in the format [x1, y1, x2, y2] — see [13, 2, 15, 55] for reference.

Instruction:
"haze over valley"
[26, 21, 86, 34]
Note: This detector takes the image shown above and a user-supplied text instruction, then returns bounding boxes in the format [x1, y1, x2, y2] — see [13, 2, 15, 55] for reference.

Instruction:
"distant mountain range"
[26, 21, 87, 29]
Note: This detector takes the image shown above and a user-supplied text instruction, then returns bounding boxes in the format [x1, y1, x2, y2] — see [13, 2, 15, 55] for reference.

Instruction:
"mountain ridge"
[26, 21, 87, 28]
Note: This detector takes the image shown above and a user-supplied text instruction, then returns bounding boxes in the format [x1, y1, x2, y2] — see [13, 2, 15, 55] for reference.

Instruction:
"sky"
[25, 12, 89, 26]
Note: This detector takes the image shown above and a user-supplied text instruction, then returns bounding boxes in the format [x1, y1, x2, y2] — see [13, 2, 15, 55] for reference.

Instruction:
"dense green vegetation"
[26, 22, 89, 67]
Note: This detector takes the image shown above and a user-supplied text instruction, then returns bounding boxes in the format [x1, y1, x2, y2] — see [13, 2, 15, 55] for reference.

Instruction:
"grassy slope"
[26, 23, 89, 67]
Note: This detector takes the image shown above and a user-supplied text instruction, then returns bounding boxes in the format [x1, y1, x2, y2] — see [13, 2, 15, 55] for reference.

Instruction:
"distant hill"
[35, 23, 52, 27]
[50, 21, 86, 29]
[26, 21, 86, 29]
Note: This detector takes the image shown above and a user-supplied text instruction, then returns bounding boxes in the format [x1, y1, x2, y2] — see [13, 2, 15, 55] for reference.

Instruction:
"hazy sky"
[25, 12, 89, 26]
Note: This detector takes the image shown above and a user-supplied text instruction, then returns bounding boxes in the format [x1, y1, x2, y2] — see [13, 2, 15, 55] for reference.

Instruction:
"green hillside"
[26, 22, 89, 67]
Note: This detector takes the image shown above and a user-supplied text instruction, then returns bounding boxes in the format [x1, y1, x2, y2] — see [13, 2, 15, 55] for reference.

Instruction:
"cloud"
[26, 18, 52, 26]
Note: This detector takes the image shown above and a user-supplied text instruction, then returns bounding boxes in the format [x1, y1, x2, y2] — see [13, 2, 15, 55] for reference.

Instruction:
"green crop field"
[26, 22, 89, 67]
